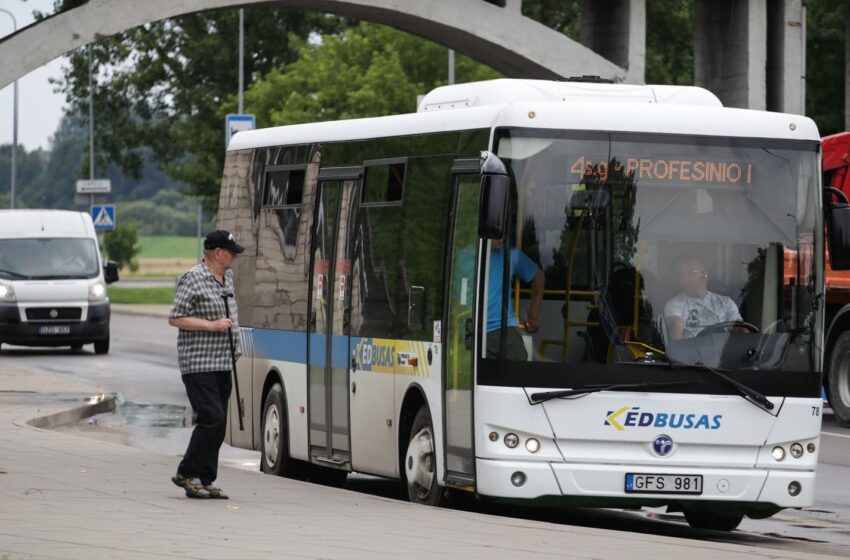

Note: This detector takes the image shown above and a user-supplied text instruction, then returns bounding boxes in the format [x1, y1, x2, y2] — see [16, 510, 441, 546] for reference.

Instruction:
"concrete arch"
[0, 0, 630, 91]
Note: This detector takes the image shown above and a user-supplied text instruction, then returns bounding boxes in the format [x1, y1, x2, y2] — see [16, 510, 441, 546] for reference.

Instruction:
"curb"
[24, 393, 118, 430]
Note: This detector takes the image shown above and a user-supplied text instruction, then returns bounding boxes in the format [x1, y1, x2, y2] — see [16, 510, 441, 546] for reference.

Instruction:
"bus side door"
[444, 168, 481, 487]
[308, 169, 360, 467]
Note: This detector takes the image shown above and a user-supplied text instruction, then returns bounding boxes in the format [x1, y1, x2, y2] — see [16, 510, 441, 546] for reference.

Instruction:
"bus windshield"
[484, 129, 821, 374]
[0, 238, 100, 280]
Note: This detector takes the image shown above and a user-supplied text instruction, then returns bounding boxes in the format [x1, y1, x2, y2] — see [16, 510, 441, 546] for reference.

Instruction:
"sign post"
[225, 114, 255, 147]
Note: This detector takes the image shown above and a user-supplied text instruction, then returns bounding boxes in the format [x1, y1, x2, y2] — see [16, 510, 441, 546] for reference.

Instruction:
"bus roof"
[228, 79, 820, 151]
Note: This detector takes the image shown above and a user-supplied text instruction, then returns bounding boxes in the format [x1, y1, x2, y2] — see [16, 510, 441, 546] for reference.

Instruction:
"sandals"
[203, 484, 229, 500]
[172, 473, 212, 499]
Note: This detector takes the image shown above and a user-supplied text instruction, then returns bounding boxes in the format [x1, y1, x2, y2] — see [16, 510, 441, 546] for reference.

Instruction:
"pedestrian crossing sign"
[92, 205, 116, 231]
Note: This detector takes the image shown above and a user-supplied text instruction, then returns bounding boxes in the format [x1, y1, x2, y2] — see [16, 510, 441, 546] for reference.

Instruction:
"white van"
[0, 209, 119, 354]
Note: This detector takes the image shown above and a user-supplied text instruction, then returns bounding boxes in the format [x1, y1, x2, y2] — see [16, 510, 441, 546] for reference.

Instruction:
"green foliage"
[806, 0, 845, 135]
[118, 190, 214, 236]
[645, 0, 693, 85]
[104, 223, 141, 272]
[521, 0, 581, 39]
[245, 22, 500, 128]
[107, 286, 176, 305]
[138, 235, 199, 259]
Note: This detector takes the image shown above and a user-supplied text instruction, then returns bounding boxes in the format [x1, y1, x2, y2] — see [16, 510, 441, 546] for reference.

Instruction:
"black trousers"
[178, 370, 232, 485]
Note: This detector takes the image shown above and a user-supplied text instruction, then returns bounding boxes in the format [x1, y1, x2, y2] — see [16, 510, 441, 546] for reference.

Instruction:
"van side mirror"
[104, 260, 120, 284]
[478, 174, 510, 239]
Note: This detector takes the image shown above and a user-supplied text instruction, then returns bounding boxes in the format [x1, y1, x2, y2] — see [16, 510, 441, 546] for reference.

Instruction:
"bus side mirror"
[478, 174, 509, 239]
[827, 206, 850, 270]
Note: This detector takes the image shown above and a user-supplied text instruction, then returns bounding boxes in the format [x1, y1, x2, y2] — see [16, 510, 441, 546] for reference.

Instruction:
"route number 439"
[812, 406, 821, 416]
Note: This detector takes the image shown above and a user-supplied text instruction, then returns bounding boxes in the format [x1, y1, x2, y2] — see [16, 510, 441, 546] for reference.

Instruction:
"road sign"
[226, 114, 256, 147]
[92, 205, 116, 231]
[76, 179, 112, 194]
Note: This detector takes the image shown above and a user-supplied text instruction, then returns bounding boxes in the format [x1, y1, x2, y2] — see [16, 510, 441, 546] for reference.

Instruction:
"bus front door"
[308, 174, 358, 467]
[444, 171, 480, 488]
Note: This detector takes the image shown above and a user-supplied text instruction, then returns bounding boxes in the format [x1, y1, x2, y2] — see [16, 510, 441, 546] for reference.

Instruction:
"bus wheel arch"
[399, 385, 442, 506]
[260, 369, 306, 479]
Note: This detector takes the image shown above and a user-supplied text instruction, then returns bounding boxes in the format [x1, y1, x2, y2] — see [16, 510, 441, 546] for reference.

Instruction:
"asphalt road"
[3, 312, 850, 556]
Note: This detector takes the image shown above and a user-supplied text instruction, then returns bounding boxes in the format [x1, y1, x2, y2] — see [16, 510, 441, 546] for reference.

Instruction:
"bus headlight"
[771, 446, 786, 461]
[525, 438, 540, 453]
[789, 443, 804, 458]
[788, 481, 802, 496]
[504, 433, 519, 448]
[0, 283, 15, 302]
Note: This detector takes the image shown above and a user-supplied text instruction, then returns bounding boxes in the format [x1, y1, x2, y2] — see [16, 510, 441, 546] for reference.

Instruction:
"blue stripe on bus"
[251, 328, 352, 370]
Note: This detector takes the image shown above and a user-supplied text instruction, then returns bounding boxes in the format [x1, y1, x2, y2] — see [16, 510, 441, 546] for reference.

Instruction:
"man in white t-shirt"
[664, 257, 742, 340]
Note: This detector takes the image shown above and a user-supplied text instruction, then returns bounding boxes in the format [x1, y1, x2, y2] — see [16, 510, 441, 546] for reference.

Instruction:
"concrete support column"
[846, 0, 850, 129]
[581, 0, 646, 83]
[767, 0, 806, 115]
[694, 0, 767, 109]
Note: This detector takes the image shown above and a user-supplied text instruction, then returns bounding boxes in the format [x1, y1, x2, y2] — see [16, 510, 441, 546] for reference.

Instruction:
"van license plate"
[625, 473, 703, 495]
[38, 325, 70, 335]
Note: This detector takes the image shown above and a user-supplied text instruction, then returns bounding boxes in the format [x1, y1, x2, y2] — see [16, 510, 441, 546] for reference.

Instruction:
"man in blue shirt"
[487, 239, 544, 360]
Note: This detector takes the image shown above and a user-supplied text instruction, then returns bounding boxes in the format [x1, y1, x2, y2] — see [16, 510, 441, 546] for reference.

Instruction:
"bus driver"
[663, 257, 742, 341]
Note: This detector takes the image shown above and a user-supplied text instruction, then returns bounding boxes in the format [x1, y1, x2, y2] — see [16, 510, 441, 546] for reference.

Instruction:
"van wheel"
[683, 509, 744, 531]
[261, 383, 306, 479]
[829, 332, 850, 427]
[94, 334, 110, 355]
[404, 405, 443, 506]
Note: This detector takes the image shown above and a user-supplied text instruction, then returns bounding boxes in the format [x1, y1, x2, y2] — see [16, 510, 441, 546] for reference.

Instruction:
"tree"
[54, 7, 344, 208]
[245, 22, 500, 127]
[806, 0, 845, 135]
[104, 223, 141, 272]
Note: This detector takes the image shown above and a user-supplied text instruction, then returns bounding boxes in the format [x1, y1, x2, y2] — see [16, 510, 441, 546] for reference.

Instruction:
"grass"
[107, 286, 175, 305]
[138, 236, 200, 259]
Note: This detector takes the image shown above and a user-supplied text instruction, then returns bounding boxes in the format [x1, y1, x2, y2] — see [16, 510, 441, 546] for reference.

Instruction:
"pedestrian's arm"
[168, 316, 232, 332]
[525, 270, 544, 333]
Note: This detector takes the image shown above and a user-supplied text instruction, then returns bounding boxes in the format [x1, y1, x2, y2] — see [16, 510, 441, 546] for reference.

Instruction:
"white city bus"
[220, 79, 832, 530]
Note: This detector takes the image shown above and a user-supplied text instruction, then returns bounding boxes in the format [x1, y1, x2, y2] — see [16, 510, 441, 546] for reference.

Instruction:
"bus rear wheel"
[683, 509, 744, 531]
[261, 383, 305, 479]
[404, 405, 443, 506]
[828, 332, 850, 427]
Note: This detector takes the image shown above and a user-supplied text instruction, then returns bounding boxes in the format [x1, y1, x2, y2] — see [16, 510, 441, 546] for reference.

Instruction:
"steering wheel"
[697, 320, 759, 336]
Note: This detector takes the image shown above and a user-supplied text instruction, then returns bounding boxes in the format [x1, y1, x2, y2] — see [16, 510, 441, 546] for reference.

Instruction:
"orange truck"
[822, 132, 850, 426]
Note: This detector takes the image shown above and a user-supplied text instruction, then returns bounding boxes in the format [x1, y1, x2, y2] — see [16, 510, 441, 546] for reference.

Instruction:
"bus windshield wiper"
[620, 359, 775, 412]
[529, 380, 699, 405]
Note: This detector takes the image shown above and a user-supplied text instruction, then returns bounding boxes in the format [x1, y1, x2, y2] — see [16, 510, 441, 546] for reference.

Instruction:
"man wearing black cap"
[168, 230, 245, 499]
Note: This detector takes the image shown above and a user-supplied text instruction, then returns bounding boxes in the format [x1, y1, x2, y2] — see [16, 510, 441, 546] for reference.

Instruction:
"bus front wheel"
[829, 332, 850, 427]
[405, 405, 443, 506]
[683, 509, 744, 531]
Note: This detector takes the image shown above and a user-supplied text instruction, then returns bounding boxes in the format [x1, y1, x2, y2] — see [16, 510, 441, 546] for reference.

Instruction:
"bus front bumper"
[475, 459, 815, 509]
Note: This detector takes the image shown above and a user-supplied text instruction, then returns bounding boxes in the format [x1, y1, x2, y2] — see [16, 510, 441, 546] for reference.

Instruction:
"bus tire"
[683, 509, 744, 531]
[828, 332, 850, 427]
[260, 383, 303, 478]
[404, 405, 443, 506]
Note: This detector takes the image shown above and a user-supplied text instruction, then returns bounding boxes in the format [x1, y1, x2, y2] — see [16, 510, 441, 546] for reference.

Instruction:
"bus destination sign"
[569, 156, 754, 186]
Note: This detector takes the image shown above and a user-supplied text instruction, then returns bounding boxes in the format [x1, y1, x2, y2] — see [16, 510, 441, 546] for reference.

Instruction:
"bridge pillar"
[694, 0, 767, 110]
[846, 0, 850, 129]
[767, 0, 806, 115]
[581, 0, 646, 83]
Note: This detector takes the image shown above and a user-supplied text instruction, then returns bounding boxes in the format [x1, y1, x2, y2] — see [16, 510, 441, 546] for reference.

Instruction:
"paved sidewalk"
[0, 364, 844, 560]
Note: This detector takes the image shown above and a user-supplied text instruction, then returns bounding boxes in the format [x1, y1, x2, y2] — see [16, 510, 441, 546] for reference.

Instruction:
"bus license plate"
[625, 473, 703, 495]
[38, 325, 70, 335]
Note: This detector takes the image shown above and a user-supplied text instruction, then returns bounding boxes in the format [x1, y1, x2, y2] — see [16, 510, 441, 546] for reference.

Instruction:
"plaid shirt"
[169, 261, 241, 375]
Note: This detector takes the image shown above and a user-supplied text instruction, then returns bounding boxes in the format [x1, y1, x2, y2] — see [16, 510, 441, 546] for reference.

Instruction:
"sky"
[0, 0, 67, 152]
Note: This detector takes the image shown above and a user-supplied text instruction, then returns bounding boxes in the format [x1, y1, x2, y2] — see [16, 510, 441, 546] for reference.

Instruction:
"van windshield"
[0, 238, 100, 279]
